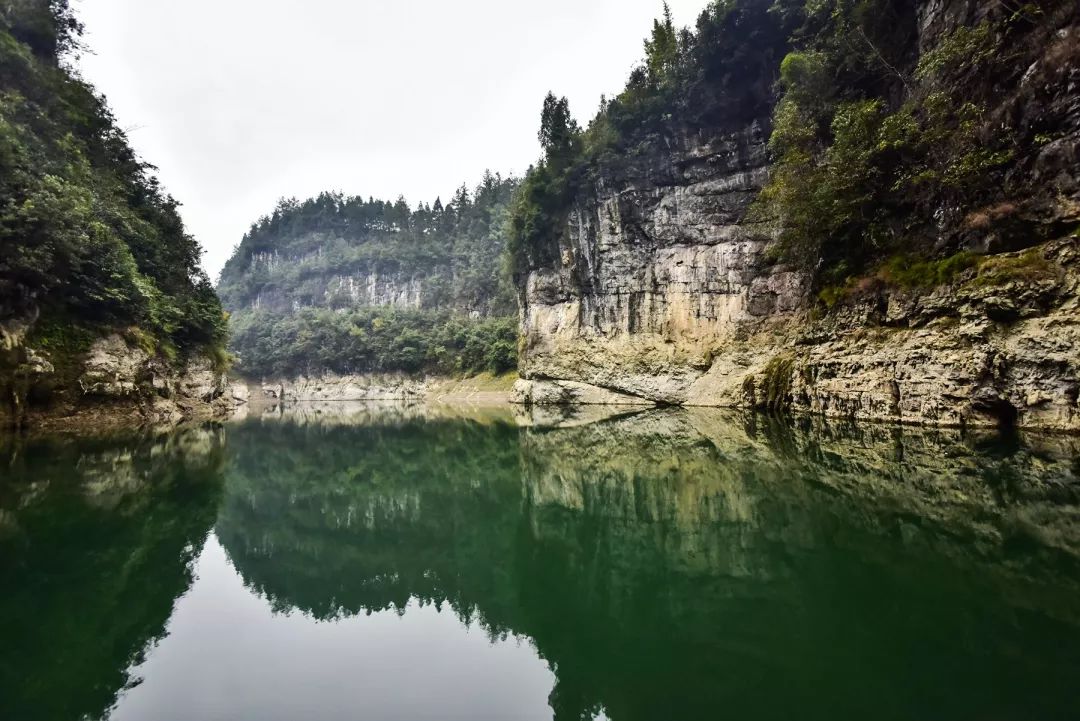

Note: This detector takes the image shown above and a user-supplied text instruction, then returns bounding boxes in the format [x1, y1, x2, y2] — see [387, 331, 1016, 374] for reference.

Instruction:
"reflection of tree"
[217, 415, 526, 628]
[217, 409, 1080, 721]
[0, 428, 226, 721]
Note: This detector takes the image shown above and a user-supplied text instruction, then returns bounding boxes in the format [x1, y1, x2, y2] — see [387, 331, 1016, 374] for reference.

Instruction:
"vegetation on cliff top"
[508, 0, 790, 277]
[218, 173, 520, 378]
[0, 1, 227, 363]
[509, 0, 1077, 293]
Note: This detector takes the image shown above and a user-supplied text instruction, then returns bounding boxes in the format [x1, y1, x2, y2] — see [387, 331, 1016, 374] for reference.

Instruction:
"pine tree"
[644, 2, 678, 86]
[538, 93, 581, 167]
[452, 184, 471, 217]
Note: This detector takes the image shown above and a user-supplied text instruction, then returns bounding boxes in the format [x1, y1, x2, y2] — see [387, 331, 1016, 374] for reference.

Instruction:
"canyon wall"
[515, 0, 1080, 431]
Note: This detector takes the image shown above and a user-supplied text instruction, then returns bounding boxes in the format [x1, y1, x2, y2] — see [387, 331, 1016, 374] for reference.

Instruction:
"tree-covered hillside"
[217, 172, 519, 378]
[0, 0, 227, 365]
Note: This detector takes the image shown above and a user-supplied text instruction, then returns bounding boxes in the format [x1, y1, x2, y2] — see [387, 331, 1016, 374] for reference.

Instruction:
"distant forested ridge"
[0, 0, 227, 366]
[217, 172, 519, 378]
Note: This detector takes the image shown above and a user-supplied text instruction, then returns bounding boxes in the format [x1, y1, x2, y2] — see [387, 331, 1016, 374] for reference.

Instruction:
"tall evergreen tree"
[644, 2, 678, 85]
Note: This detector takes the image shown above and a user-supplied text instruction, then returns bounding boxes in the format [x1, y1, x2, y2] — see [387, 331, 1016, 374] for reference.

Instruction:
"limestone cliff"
[515, 0, 1080, 431]
[233, 249, 428, 314]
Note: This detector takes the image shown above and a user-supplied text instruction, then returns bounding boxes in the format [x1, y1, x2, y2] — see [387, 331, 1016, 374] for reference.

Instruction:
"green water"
[2, 403, 1079, 721]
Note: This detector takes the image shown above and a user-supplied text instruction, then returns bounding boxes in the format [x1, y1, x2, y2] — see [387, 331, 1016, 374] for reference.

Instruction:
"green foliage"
[506, 158, 576, 278]
[914, 21, 996, 81]
[971, 248, 1055, 287]
[777, 51, 830, 107]
[760, 96, 891, 271]
[23, 309, 96, 382]
[228, 307, 518, 378]
[0, 6, 227, 364]
[880, 251, 980, 288]
[817, 250, 981, 307]
[817, 282, 852, 309]
[757, 0, 1020, 283]
[761, 354, 794, 411]
[2, 0, 83, 61]
[644, 3, 679, 85]
[539, 93, 582, 160]
[219, 173, 519, 315]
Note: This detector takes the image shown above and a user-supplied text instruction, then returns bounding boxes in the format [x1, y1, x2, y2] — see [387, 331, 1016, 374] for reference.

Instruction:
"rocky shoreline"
[248, 371, 517, 405]
[1, 331, 248, 433]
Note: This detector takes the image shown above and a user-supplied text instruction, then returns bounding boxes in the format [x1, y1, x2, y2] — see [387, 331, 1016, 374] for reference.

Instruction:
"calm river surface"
[2, 403, 1080, 721]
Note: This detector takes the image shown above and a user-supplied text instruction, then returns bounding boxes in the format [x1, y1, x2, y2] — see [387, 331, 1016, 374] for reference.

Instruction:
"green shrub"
[755, 3, 1017, 285]
[880, 251, 981, 288]
[971, 249, 1055, 287]
[761, 354, 795, 412]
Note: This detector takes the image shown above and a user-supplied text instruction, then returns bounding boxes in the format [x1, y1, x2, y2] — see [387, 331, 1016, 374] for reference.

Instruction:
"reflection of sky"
[108, 535, 556, 721]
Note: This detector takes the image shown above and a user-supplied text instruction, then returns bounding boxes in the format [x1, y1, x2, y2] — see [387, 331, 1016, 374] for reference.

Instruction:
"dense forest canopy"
[510, 0, 1077, 294]
[218, 172, 520, 378]
[0, 0, 227, 363]
[757, 0, 1075, 291]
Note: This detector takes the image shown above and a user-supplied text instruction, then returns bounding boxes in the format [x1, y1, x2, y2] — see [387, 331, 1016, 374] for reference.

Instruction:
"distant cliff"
[512, 0, 1080, 430]
[218, 176, 519, 379]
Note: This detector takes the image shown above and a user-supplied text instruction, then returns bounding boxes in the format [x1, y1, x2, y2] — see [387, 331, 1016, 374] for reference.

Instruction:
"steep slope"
[0, 1, 236, 427]
[218, 175, 519, 380]
[511, 0, 1080, 430]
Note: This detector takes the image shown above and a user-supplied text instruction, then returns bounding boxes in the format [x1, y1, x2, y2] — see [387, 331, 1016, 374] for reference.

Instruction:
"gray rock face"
[246, 251, 426, 312]
[79, 335, 151, 397]
[517, 0, 1080, 431]
[510, 378, 653, 407]
[519, 123, 808, 405]
[72, 334, 244, 423]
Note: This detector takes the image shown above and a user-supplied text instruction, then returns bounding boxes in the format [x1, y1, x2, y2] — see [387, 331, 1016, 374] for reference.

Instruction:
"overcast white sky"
[74, 0, 709, 279]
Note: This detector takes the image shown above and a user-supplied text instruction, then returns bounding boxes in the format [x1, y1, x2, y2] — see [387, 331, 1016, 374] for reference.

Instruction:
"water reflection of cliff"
[217, 407, 1080, 721]
[0, 428, 226, 721]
